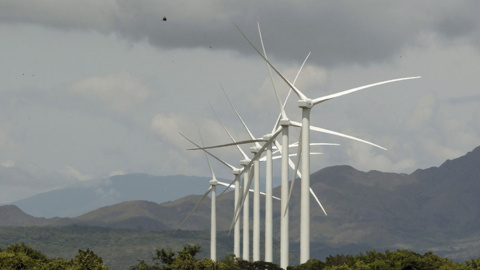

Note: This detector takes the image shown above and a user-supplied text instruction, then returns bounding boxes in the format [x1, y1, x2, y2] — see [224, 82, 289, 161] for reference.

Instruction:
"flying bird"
[163, 16, 167, 21]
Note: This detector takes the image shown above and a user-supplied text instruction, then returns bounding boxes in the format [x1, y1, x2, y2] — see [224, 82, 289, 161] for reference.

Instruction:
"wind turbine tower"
[236, 24, 420, 264]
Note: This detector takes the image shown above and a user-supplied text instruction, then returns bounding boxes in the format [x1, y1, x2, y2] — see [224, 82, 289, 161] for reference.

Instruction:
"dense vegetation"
[2, 226, 480, 269]
[287, 250, 480, 270]
[0, 243, 109, 269]
[3, 243, 480, 270]
[0, 226, 231, 270]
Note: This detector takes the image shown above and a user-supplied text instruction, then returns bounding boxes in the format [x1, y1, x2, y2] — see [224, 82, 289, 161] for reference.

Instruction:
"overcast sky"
[1, 1, 479, 203]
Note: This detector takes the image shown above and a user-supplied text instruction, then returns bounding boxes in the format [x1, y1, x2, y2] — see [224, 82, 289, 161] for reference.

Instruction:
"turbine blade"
[310, 187, 327, 216]
[217, 181, 235, 189]
[258, 22, 287, 124]
[289, 121, 387, 150]
[179, 132, 237, 170]
[312, 77, 421, 105]
[230, 127, 282, 230]
[270, 52, 311, 133]
[188, 139, 266, 151]
[221, 87, 262, 148]
[211, 101, 250, 160]
[217, 179, 282, 203]
[176, 187, 212, 231]
[265, 152, 323, 161]
[235, 24, 308, 101]
[218, 170, 243, 198]
[198, 130, 217, 182]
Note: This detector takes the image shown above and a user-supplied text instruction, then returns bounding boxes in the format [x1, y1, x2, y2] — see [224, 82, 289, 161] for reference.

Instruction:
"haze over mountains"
[10, 174, 212, 218]
[1, 145, 479, 261]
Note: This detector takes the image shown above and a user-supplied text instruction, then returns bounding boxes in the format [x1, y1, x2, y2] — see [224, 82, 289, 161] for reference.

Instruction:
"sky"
[1, 1, 479, 204]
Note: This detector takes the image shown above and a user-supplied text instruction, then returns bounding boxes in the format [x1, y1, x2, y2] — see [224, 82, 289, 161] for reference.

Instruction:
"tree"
[287, 258, 325, 270]
[69, 248, 110, 270]
[0, 243, 48, 269]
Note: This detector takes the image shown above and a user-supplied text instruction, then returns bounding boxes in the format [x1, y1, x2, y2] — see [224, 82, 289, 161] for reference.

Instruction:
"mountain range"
[9, 174, 212, 218]
[1, 145, 480, 262]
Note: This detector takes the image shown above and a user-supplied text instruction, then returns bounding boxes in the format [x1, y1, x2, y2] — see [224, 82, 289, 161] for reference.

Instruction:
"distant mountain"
[4, 145, 480, 261]
[0, 205, 48, 226]
[12, 174, 213, 218]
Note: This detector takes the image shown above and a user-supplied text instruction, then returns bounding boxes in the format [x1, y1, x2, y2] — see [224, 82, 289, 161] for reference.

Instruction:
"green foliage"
[287, 258, 325, 270]
[0, 226, 220, 270]
[69, 248, 110, 270]
[3, 239, 480, 270]
[0, 243, 49, 270]
[0, 243, 110, 270]
[288, 249, 471, 270]
[131, 244, 284, 270]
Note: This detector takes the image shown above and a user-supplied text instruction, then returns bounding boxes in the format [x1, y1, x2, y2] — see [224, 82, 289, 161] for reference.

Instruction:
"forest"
[2, 243, 480, 270]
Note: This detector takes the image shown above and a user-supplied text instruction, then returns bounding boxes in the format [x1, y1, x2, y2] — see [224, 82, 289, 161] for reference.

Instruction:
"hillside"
[2, 145, 480, 262]
[11, 174, 213, 218]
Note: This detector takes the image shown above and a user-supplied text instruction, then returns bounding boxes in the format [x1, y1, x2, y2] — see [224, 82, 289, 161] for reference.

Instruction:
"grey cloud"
[447, 94, 480, 104]
[432, 2, 480, 41]
[3, 1, 480, 67]
[436, 17, 476, 40]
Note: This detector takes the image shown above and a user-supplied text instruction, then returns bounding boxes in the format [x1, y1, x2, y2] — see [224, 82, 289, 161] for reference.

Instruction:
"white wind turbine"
[175, 137, 222, 261]
[218, 92, 264, 262]
[209, 107, 259, 261]
[237, 24, 421, 264]
[220, 87, 337, 262]
[256, 23, 397, 268]
[186, 130, 283, 261]
[178, 133, 281, 261]
[210, 104, 329, 263]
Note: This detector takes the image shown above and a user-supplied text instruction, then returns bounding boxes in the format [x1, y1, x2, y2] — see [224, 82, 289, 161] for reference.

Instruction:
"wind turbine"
[209, 106, 257, 261]
[213, 102, 332, 263]
[237, 24, 421, 264]
[181, 133, 248, 258]
[175, 136, 222, 261]
[256, 23, 397, 268]
[191, 129, 283, 261]
[218, 88, 265, 262]
[177, 133, 280, 260]
[220, 87, 336, 262]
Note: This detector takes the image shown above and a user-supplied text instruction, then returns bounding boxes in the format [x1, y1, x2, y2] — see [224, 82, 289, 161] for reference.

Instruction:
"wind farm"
[177, 25, 421, 268]
[4, 2, 480, 270]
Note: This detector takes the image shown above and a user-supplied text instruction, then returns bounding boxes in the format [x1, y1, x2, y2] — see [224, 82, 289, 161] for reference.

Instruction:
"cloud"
[108, 170, 126, 177]
[448, 94, 480, 104]
[0, 165, 80, 203]
[407, 93, 437, 130]
[63, 166, 92, 181]
[1, 160, 15, 168]
[150, 112, 250, 176]
[0, 125, 6, 146]
[69, 72, 151, 112]
[5, 1, 480, 67]
[0, 0, 119, 31]
[432, 2, 480, 41]
[346, 143, 416, 173]
[151, 112, 246, 149]
[249, 63, 328, 115]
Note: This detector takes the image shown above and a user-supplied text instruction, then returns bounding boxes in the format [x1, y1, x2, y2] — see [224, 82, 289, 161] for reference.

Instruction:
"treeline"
[0, 243, 109, 269]
[287, 249, 480, 270]
[2, 243, 480, 270]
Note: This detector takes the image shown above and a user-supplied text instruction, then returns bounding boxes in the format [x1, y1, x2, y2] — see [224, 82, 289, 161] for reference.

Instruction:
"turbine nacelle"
[240, 159, 250, 165]
[250, 145, 262, 153]
[280, 119, 290, 126]
[297, 99, 313, 109]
